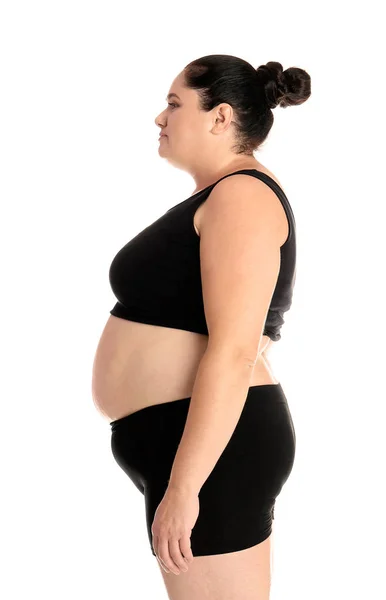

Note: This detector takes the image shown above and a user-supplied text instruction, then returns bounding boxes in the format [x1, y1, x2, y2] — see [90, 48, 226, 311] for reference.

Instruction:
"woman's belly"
[92, 315, 279, 422]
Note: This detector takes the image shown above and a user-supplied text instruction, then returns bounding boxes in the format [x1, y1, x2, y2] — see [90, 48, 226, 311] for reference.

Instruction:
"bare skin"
[93, 69, 291, 599]
[155, 535, 273, 600]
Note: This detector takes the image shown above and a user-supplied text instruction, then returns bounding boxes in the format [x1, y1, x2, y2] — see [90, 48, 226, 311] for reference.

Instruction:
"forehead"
[166, 72, 194, 101]
[170, 71, 184, 91]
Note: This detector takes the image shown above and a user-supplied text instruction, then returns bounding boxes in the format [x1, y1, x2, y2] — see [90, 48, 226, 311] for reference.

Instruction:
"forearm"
[168, 347, 255, 495]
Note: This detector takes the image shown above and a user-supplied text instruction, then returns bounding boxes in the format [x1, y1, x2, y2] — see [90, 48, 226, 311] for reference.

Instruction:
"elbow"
[205, 335, 272, 368]
[205, 342, 260, 369]
[235, 336, 271, 365]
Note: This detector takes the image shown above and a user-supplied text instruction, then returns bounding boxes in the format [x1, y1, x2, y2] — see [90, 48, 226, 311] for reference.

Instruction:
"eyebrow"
[166, 93, 181, 101]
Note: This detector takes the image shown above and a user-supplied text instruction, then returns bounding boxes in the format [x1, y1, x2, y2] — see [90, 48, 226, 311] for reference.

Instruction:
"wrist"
[167, 479, 199, 496]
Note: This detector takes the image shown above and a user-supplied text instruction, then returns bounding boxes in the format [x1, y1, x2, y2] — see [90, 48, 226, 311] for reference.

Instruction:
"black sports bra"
[109, 169, 297, 342]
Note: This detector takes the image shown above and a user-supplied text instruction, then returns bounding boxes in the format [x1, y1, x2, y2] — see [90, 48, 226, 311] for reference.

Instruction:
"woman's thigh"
[155, 533, 273, 600]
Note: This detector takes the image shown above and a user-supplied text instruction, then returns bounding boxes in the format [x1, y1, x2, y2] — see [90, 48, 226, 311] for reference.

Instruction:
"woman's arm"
[168, 345, 257, 495]
[168, 174, 283, 495]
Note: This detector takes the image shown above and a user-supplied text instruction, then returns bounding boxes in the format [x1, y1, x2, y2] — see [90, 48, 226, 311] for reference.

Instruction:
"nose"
[155, 103, 170, 125]
[154, 111, 166, 127]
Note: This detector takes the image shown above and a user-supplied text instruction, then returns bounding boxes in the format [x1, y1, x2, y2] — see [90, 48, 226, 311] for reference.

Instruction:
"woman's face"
[154, 71, 235, 172]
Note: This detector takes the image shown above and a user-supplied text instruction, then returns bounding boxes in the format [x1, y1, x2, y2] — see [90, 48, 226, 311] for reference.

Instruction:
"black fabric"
[110, 382, 296, 557]
[109, 168, 296, 342]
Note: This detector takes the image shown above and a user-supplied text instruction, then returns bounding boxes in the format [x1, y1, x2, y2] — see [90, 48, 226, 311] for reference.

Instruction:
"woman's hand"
[151, 485, 199, 575]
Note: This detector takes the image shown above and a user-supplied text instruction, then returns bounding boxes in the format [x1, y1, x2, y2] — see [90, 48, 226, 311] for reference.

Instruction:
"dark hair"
[183, 54, 311, 155]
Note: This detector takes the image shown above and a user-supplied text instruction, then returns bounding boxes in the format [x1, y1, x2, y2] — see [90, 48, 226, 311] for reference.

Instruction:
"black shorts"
[110, 382, 296, 557]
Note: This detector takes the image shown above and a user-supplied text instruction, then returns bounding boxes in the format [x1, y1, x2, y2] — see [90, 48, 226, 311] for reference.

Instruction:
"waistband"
[110, 382, 286, 430]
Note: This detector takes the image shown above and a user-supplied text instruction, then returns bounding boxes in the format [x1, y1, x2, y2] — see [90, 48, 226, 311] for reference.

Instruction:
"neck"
[190, 157, 260, 196]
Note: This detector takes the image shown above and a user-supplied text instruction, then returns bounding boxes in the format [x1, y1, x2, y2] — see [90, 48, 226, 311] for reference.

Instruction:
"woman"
[92, 54, 311, 599]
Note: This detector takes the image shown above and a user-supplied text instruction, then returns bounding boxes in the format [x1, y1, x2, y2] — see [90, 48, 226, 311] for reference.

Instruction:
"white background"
[1, 1, 385, 598]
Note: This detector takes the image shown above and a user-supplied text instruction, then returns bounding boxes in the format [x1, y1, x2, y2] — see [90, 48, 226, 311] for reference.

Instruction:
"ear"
[211, 103, 234, 134]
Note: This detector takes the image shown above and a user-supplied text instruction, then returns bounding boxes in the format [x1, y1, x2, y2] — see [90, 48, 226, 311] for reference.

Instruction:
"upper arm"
[199, 175, 283, 363]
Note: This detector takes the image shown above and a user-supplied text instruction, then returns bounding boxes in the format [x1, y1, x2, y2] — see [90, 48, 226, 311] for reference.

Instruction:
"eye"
[168, 102, 178, 108]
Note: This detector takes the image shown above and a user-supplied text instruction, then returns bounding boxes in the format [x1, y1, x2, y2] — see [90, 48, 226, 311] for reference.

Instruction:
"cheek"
[183, 120, 206, 145]
[171, 116, 206, 151]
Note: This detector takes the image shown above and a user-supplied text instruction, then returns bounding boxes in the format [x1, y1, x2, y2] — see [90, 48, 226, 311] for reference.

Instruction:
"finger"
[169, 537, 188, 572]
[159, 535, 180, 575]
[153, 535, 171, 573]
[156, 555, 170, 573]
[179, 533, 194, 564]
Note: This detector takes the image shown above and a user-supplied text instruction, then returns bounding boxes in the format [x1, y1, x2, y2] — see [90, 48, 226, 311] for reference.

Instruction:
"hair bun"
[256, 61, 311, 109]
[255, 61, 287, 109]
